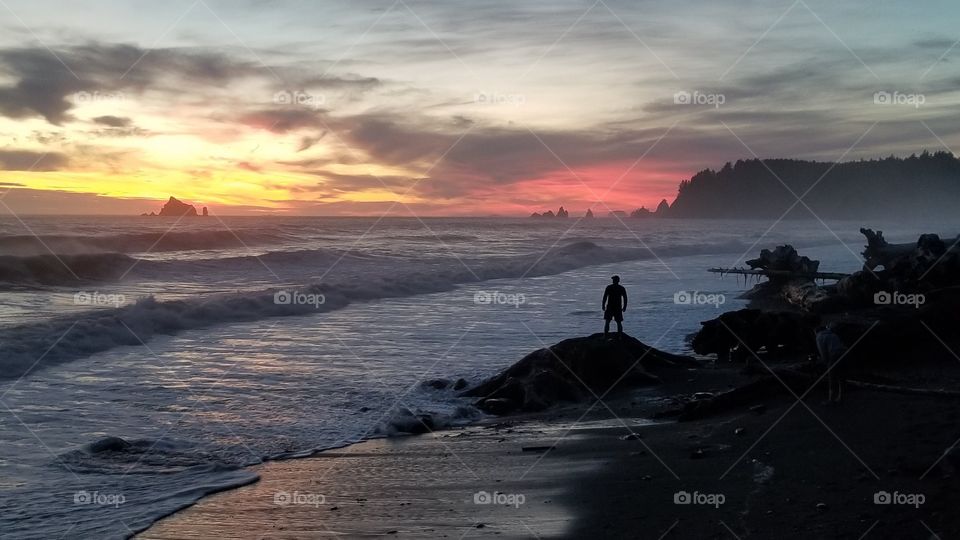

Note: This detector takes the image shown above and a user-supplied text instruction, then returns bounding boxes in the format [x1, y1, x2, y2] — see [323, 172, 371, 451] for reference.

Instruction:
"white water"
[0, 216, 947, 539]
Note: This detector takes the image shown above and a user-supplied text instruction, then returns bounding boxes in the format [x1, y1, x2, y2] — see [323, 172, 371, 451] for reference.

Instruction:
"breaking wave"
[0, 253, 139, 287]
[0, 239, 749, 379]
[0, 229, 281, 256]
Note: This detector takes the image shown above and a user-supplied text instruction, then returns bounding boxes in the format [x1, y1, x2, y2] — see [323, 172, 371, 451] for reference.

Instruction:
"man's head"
[611, 275, 620, 284]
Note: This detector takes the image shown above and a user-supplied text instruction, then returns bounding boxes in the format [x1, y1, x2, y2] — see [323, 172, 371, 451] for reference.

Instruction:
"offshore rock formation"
[531, 206, 569, 218]
[143, 197, 205, 217]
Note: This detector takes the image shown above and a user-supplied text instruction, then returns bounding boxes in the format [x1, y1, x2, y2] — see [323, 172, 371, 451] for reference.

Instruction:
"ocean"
[0, 216, 947, 538]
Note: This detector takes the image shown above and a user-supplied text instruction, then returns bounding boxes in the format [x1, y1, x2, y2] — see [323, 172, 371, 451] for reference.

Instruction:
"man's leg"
[616, 319, 623, 335]
[604, 318, 611, 336]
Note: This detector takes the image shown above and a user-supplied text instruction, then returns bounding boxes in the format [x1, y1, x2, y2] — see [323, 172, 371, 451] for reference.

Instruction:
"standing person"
[816, 324, 848, 403]
[602, 275, 628, 338]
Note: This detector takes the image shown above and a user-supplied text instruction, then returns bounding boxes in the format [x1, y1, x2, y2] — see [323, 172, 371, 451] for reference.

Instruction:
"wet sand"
[138, 413, 623, 539]
[140, 365, 960, 539]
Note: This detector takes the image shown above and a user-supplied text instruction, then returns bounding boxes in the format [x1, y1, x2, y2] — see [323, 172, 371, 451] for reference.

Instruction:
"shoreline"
[135, 367, 729, 539]
[137, 409, 628, 539]
[138, 358, 960, 539]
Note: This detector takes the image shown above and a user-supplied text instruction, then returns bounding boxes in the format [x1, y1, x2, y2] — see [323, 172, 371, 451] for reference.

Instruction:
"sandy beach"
[138, 357, 960, 539]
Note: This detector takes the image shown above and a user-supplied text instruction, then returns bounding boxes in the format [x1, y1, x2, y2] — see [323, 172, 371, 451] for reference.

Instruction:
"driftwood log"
[837, 229, 960, 305]
[718, 245, 842, 311]
[860, 228, 917, 271]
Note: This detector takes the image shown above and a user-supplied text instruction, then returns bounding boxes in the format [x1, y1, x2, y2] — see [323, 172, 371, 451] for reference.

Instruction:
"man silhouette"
[602, 275, 628, 338]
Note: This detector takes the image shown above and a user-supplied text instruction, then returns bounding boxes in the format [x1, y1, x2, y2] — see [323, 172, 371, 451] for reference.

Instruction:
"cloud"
[297, 132, 327, 152]
[0, 43, 253, 124]
[92, 115, 132, 128]
[237, 108, 326, 133]
[0, 150, 69, 171]
[305, 171, 417, 194]
[0, 42, 380, 126]
[237, 161, 262, 173]
[263, 109, 713, 200]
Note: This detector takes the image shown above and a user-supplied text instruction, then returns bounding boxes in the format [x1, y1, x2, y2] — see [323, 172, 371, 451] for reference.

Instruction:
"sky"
[0, 0, 959, 215]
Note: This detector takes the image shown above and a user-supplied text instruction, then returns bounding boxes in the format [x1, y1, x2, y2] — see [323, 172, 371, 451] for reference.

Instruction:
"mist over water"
[0, 216, 952, 538]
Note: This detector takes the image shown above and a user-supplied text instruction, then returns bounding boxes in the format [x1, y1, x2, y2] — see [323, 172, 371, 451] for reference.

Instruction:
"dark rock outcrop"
[156, 197, 199, 217]
[462, 333, 698, 415]
[86, 436, 133, 453]
[655, 199, 670, 216]
[692, 309, 820, 361]
[531, 207, 568, 218]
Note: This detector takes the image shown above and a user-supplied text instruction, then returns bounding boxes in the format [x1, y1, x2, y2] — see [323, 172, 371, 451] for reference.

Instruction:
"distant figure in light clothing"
[602, 275, 628, 338]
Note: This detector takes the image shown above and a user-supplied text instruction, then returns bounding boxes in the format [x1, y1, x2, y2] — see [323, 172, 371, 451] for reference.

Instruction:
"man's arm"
[602, 288, 608, 310]
[621, 288, 628, 311]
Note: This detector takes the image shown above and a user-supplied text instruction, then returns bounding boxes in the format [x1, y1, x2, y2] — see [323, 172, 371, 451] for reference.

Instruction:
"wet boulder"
[463, 333, 698, 415]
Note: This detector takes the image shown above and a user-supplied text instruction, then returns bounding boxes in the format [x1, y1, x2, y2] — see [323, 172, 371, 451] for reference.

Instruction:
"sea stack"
[655, 199, 670, 216]
[155, 197, 199, 217]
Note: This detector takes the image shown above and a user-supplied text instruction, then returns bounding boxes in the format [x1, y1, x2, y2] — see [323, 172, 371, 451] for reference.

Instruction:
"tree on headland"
[664, 151, 960, 219]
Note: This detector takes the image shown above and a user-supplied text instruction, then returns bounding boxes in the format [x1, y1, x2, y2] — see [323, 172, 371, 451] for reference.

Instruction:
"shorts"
[604, 309, 623, 322]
